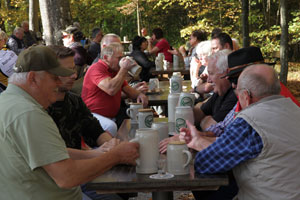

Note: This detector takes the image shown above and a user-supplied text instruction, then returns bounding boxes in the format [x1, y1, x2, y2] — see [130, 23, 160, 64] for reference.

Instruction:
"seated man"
[181, 64, 300, 199]
[193, 49, 237, 130]
[6, 27, 25, 55]
[159, 49, 237, 153]
[0, 45, 139, 199]
[82, 42, 148, 136]
[47, 45, 114, 150]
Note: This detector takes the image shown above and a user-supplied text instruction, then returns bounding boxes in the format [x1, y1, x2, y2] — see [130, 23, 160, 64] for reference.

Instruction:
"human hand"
[168, 49, 179, 55]
[159, 135, 179, 154]
[133, 81, 149, 94]
[179, 120, 201, 150]
[200, 73, 208, 82]
[97, 138, 120, 153]
[119, 57, 136, 71]
[137, 92, 148, 107]
[113, 141, 139, 165]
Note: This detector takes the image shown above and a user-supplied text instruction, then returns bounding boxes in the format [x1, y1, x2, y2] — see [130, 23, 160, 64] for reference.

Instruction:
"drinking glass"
[149, 155, 174, 179]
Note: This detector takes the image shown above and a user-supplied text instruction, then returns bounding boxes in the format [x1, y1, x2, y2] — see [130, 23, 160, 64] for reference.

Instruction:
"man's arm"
[122, 85, 148, 107]
[98, 68, 128, 96]
[200, 116, 217, 130]
[43, 141, 139, 189]
[194, 118, 263, 174]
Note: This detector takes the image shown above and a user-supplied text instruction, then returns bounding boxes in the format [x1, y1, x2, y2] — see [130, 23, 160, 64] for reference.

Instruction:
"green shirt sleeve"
[8, 108, 69, 170]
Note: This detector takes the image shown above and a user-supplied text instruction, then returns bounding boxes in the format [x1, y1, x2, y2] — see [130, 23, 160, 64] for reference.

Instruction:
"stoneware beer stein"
[170, 72, 182, 93]
[168, 93, 180, 134]
[125, 56, 142, 79]
[178, 92, 195, 107]
[151, 122, 169, 142]
[155, 53, 164, 71]
[130, 128, 159, 174]
[175, 106, 194, 134]
[149, 78, 159, 91]
[126, 103, 143, 122]
[167, 141, 192, 175]
[137, 108, 153, 128]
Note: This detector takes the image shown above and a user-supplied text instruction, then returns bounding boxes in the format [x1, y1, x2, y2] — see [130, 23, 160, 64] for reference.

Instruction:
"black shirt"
[130, 50, 155, 82]
[48, 92, 105, 149]
[201, 87, 237, 122]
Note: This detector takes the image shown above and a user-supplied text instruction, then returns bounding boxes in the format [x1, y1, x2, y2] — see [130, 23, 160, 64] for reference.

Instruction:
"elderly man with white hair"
[6, 27, 25, 55]
[193, 49, 237, 130]
[181, 64, 300, 200]
[82, 42, 148, 136]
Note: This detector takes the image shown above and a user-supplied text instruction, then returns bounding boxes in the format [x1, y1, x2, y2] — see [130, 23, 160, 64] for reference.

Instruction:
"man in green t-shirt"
[0, 45, 139, 200]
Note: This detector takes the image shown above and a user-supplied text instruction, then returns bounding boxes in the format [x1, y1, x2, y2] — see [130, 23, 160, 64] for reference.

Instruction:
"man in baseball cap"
[0, 45, 139, 199]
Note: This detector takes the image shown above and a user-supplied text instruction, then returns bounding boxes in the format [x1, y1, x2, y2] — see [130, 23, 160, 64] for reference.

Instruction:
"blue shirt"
[194, 117, 263, 174]
[205, 104, 237, 137]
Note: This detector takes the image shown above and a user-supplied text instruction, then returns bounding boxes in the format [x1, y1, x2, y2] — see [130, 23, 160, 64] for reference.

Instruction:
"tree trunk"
[137, 0, 140, 36]
[29, 0, 39, 32]
[242, 0, 250, 47]
[39, 0, 72, 45]
[280, 0, 288, 85]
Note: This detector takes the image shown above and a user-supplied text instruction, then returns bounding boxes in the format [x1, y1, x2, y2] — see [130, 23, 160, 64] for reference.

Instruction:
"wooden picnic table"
[150, 68, 190, 77]
[86, 119, 229, 200]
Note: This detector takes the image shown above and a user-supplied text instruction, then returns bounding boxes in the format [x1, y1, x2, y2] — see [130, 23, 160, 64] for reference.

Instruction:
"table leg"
[152, 191, 173, 200]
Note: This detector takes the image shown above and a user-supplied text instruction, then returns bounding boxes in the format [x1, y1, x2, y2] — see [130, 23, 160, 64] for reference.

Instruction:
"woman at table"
[130, 36, 155, 82]
[148, 28, 173, 66]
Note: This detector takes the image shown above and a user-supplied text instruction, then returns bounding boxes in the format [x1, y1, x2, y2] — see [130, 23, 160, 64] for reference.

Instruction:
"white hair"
[207, 49, 232, 74]
[196, 40, 212, 57]
[100, 33, 121, 48]
[13, 27, 24, 35]
[8, 72, 29, 84]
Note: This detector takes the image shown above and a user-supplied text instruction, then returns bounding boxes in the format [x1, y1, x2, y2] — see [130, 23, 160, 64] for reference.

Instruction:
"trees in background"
[1, 0, 300, 82]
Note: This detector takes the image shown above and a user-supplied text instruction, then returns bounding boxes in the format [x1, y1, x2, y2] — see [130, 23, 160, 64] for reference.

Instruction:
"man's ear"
[224, 43, 230, 50]
[27, 71, 39, 87]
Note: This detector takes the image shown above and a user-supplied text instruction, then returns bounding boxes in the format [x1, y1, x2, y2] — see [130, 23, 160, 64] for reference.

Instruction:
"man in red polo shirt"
[82, 42, 148, 136]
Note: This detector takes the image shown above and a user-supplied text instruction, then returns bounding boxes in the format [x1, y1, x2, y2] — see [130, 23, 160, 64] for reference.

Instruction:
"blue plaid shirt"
[205, 104, 237, 137]
[194, 117, 263, 174]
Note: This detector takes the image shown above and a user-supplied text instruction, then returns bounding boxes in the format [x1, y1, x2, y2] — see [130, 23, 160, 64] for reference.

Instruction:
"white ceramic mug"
[137, 108, 153, 128]
[130, 128, 159, 174]
[151, 122, 169, 142]
[170, 73, 182, 93]
[167, 141, 192, 175]
[149, 78, 159, 91]
[126, 103, 143, 122]
[167, 93, 180, 123]
[178, 92, 195, 107]
[125, 56, 142, 79]
[175, 106, 194, 134]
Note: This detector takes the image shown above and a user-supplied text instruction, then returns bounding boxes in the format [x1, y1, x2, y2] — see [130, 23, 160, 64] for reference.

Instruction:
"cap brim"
[47, 66, 75, 77]
[221, 66, 246, 79]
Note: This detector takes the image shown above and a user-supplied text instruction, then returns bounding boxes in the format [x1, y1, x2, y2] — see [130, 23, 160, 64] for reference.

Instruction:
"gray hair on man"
[13, 27, 24, 35]
[8, 72, 29, 84]
[238, 64, 281, 98]
[100, 33, 121, 48]
[100, 42, 123, 59]
[207, 49, 232, 73]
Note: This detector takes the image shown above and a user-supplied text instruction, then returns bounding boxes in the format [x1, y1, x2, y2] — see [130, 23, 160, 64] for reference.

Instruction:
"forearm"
[97, 132, 113, 146]
[99, 68, 128, 96]
[200, 116, 217, 130]
[67, 148, 103, 160]
[45, 150, 120, 188]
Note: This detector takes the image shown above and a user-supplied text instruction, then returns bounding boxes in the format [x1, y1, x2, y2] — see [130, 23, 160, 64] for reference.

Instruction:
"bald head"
[238, 64, 281, 99]
[100, 33, 121, 49]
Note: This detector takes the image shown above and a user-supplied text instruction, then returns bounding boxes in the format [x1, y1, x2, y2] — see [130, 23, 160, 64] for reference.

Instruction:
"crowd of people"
[0, 21, 300, 200]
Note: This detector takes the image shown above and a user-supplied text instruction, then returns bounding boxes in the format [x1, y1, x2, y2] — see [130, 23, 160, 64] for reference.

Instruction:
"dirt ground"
[283, 62, 300, 102]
